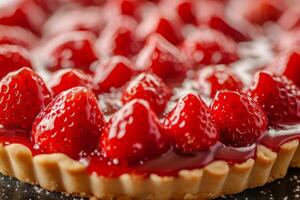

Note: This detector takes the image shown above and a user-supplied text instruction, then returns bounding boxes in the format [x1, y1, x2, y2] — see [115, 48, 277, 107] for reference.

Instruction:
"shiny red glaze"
[40, 31, 98, 73]
[196, 65, 244, 98]
[0, 45, 32, 79]
[94, 56, 134, 93]
[210, 91, 268, 147]
[250, 72, 300, 126]
[261, 125, 300, 151]
[32, 87, 106, 159]
[48, 69, 92, 96]
[182, 28, 239, 66]
[122, 73, 171, 115]
[88, 142, 256, 177]
[136, 34, 189, 81]
[0, 68, 52, 130]
[0, 0, 47, 34]
[164, 93, 219, 153]
[100, 99, 170, 164]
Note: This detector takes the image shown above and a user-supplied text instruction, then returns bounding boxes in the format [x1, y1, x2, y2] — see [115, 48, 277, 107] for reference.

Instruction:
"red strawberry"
[182, 28, 239, 66]
[122, 73, 171, 114]
[32, 87, 105, 159]
[206, 16, 250, 42]
[48, 69, 92, 96]
[101, 99, 170, 163]
[136, 12, 182, 45]
[196, 65, 243, 97]
[40, 31, 98, 73]
[210, 91, 268, 147]
[93, 56, 134, 93]
[249, 71, 300, 125]
[135, 34, 189, 81]
[0, 67, 51, 130]
[268, 51, 300, 88]
[0, 0, 47, 34]
[176, 0, 197, 24]
[97, 16, 143, 58]
[0, 25, 37, 49]
[0, 45, 32, 79]
[164, 93, 219, 153]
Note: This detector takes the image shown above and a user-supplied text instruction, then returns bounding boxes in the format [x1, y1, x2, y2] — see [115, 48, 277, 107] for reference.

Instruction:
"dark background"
[0, 169, 300, 200]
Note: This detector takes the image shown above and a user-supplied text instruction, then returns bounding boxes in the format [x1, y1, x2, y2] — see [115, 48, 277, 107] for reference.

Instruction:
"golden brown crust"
[0, 140, 299, 200]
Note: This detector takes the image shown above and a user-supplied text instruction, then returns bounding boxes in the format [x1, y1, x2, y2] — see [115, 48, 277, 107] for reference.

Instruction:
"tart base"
[0, 140, 300, 200]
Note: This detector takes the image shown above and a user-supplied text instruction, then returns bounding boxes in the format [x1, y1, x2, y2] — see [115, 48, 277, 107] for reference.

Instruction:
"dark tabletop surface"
[1, 169, 300, 200]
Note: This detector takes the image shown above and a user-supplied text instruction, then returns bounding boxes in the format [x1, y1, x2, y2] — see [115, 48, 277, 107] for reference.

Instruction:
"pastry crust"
[0, 140, 299, 200]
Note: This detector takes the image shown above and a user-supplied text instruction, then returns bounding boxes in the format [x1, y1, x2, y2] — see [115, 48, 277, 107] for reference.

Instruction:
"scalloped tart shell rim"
[1, 140, 300, 200]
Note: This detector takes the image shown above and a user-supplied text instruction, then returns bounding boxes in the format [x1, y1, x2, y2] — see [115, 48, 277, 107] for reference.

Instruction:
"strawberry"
[32, 87, 106, 159]
[40, 31, 98, 73]
[182, 28, 239, 66]
[164, 93, 219, 153]
[206, 16, 250, 42]
[210, 91, 268, 147]
[196, 65, 243, 98]
[268, 51, 300, 88]
[97, 16, 143, 58]
[0, 45, 32, 79]
[136, 12, 182, 45]
[0, 0, 47, 34]
[93, 56, 134, 93]
[176, 0, 197, 25]
[135, 34, 189, 81]
[122, 73, 171, 114]
[249, 71, 300, 126]
[101, 99, 170, 163]
[48, 69, 92, 96]
[0, 67, 51, 130]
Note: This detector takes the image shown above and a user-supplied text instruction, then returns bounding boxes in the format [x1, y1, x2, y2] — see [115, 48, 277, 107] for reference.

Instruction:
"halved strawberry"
[32, 87, 105, 159]
[164, 93, 219, 153]
[101, 99, 170, 163]
[135, 34, 189, 81]
[0, 67, 51, 130]
[0, 45, 32, 79]
[93, 56, 134, 93]
[210, 91, 268, 147]
[196, 65, 243, 97]
[249, 71, 300, 126]
[182, 28, 239, 66]
[122, 73, 171, 114]
[48, 69, 92, 96]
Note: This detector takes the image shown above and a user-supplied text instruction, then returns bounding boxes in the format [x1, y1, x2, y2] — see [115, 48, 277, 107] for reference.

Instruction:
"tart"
[0, 0, 300, 200]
